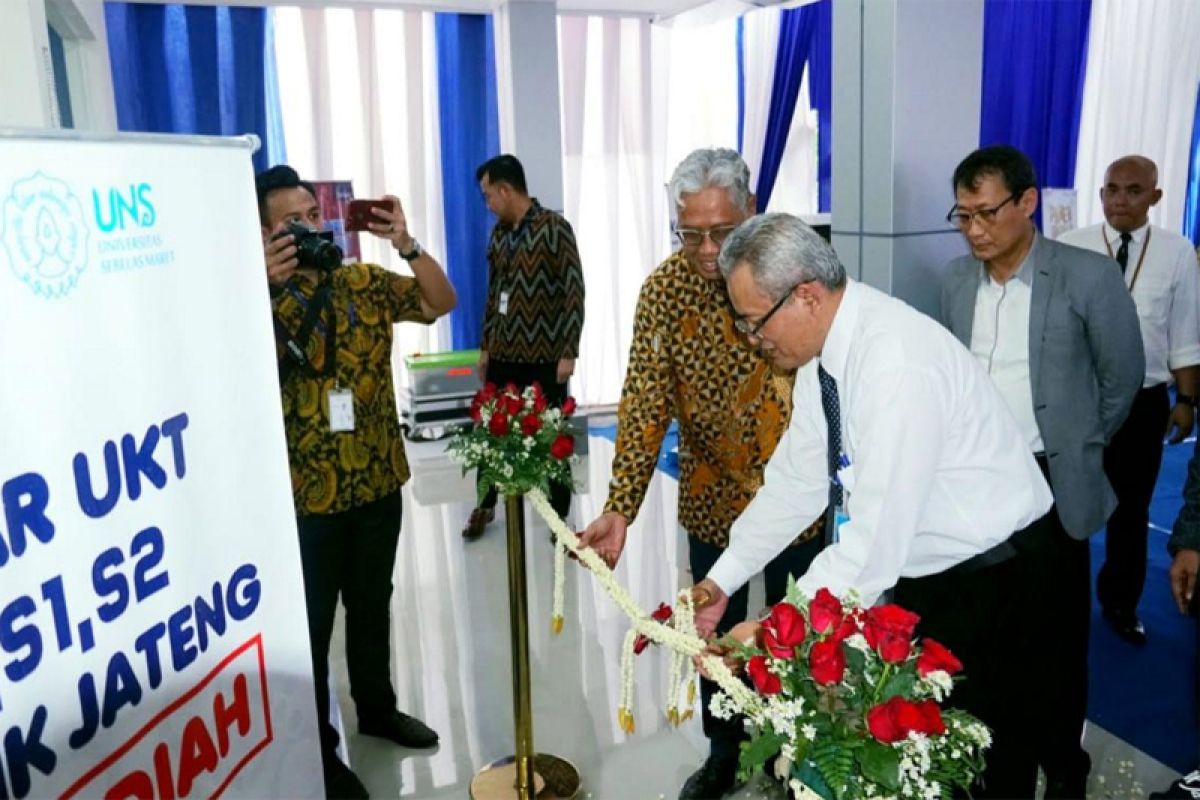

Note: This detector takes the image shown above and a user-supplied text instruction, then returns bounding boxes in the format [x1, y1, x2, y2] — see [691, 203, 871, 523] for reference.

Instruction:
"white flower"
[801, 724, 817, 741]
[844, 633, 872, 653]
[918, 670, 954, 702]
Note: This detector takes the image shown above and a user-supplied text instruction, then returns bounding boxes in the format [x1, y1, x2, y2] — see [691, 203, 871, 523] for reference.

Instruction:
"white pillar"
[831, 0, 984, 315]
[51, 0, 118, 131]
[0, 0, 56, 128]
[493, 0, 565, 211]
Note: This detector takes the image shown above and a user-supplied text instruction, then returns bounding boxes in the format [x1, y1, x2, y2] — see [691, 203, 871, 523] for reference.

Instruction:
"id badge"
[328, 388, 355, 432]
[832, 505, 850, 544]
[499, 291, 510, 316]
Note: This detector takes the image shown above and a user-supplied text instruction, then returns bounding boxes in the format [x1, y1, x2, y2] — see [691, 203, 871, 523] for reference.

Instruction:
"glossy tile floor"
[327, 423, 1183, 799]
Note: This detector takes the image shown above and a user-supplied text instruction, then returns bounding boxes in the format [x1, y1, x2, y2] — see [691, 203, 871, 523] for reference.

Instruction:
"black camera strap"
[275, 280, 337, 381]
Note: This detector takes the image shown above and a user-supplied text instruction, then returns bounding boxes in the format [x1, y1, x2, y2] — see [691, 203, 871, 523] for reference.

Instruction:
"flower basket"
[714, 585, 991, 800]
[448, 381, 577, 502]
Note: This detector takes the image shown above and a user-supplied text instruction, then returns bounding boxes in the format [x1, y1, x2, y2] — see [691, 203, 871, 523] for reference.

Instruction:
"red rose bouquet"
[448, 381, 577, 501]
[714, 587, 990, 799]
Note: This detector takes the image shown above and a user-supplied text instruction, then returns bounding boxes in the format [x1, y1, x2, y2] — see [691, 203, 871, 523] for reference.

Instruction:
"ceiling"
[117, 0, 809, 23]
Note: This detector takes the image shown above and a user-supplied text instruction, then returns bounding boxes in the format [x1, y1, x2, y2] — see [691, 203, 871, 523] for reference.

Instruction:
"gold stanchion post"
[470, 495, 580, 800]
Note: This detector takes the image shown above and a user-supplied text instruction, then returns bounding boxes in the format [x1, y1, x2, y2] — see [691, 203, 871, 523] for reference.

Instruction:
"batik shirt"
[482, 200, 585, 363]
[272, 262, 429, 516]
[604, 252, 823, 548]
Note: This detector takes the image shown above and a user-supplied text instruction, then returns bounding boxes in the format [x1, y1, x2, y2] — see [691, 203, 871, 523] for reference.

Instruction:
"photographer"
[255, 165, 455, 800]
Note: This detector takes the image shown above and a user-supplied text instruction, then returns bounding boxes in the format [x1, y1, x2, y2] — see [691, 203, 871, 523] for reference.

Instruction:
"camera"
[278, 222, 343, 274]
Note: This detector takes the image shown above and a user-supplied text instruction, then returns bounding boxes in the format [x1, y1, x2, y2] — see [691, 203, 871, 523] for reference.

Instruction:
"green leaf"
[738, 730, 785, 778]
[855, 741, 901, 791]
[794, 759, 836, 800]
[880, 666, 916, 699]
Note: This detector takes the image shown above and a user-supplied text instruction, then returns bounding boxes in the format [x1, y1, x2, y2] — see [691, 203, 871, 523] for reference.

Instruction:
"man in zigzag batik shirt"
[462, 154, 586, 540]
[578, 148, 824, 800]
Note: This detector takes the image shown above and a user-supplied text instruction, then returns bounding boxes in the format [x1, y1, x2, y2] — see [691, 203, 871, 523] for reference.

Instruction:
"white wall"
[0, 0, 116, 131]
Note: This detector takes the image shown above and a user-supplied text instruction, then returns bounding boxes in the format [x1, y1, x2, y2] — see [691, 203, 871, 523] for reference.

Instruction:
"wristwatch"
[398, 239, 423, 262]
[1176, 392, 1197, 407]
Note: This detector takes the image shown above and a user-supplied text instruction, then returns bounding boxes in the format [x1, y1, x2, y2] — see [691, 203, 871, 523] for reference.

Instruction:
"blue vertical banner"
[753, 0, 830, 213]
[1184, 83, 1200, 245]
[435, 13, 501, 351]
[980, 0, 1091, 226]
[104, 3, 285, 171]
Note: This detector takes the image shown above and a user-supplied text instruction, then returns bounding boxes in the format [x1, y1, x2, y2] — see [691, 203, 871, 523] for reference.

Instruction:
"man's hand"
[1166, 402, 1195, 444]
[557, 357, 576, 385]
[478, 350, 489, 382]
[578, 512, 628, 569]
[691, 578, 729, 639]
[263, 222, 299, 286]
[367, 194, 415, 253]
[1169, 549, 1200, 614]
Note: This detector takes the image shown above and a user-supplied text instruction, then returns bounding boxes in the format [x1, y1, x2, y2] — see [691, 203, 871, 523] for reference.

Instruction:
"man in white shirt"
[940, 145, 1143, 798]
[691, 212, 1054, 798]
[1059, 155, 1200, 646]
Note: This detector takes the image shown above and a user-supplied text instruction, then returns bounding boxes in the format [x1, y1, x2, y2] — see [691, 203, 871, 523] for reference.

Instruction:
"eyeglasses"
[945, 194, 1018, 229]
[674, 224, 738, 248]
[733, 283, 802, 338]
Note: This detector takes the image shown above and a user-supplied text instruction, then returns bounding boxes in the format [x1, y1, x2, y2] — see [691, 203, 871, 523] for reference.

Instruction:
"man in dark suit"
[939, 145, 1143, 798]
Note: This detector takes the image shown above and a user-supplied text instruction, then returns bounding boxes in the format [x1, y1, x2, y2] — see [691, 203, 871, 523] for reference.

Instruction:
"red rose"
[808, 588, 844, 635]
[520, 414, 542, 436]
[808, 639, 846, 686]
[504, 394, 524, 417]
[864, 605, 920, 664]
[764, 602, 806, 647]
[913, 699, 946, 736]
[531, 381, 544, 400]
[762, 627, 796, 659]
[866, 697, 946, 744]
[488, 411, 509, 436]
[562, 396, 577, 417]
[633, 603, 674, 655]
[917, 638, 963, 677]
[747, 656, 782, 695]
[479, 382, 497, 402]
[504, 382, 519, 396]
[867, 697, 908, 743]
[469, 401, 483, 423]
[549, 433, 575, 459]
[534, 394, 549, 413]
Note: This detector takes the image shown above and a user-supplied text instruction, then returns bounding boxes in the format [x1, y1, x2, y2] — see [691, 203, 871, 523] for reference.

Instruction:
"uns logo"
[92, 183, 156, 232]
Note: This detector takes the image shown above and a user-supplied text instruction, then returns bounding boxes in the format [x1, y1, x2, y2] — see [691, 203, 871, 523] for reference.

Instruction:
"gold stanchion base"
[469, 753, 582, 800]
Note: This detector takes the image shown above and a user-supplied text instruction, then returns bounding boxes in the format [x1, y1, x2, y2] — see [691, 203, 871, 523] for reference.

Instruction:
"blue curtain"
[736, 17, 746, 153]
[980, 0, 1091, 226]
[753, 0, 831, 213]
[104, 2, 285, 171]
[1185, 83, 1200, 246]
[435, 13, 500, 351]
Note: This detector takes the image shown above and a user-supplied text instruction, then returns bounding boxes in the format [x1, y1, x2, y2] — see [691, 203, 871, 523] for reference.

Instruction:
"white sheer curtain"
[739, 7, 781, 182]
[271, 6, 450, 363]
[557, 14, 740, 407]
[1073, 0, 1200, 231]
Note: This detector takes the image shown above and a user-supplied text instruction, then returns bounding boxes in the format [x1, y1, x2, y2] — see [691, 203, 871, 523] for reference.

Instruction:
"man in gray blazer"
[940, 145, 1143, 798]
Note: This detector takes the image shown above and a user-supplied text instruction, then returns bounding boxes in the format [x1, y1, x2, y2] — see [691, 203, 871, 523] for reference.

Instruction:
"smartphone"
[345, 198, 395, 232]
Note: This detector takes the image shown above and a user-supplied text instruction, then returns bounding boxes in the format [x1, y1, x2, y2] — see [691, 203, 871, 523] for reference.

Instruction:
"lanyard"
[275, 280, 337, 379]
[1103, 226, 1152, 293]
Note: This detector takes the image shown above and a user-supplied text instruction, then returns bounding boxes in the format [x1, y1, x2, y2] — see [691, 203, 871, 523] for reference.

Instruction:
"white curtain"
[739, 7, 781, 183]
[271, 6, 450, 366]
[1073, 0, 1200, 232]
[557, 14, 740, 407]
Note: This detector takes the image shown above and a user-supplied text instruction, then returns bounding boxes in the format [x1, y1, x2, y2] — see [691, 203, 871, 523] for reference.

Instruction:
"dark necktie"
[818, 365, 843, 544]
[1115, 232, 1132, 274]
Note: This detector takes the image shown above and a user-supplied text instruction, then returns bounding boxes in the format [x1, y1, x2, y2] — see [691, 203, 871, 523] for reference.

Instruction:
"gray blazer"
[940, 234, 1144, 539]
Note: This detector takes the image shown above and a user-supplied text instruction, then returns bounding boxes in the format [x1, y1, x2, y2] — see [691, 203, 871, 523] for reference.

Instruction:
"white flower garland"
[528, 488, 761, 729]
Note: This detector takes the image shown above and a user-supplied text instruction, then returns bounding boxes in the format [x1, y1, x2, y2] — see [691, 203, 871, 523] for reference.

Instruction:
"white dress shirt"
[1058, 222, 1200, 386]
[706, 280, 1053, 605]
[968, 238, 1043, 452]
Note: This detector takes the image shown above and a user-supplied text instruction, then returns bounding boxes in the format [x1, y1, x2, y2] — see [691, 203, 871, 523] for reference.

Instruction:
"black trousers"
[477, 358, 572, 519]
[297, 490, 403, 759]
[1099, 383, 1170, 619]
[894, 509, 1062, 800]
[689, 533, 825, 762]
